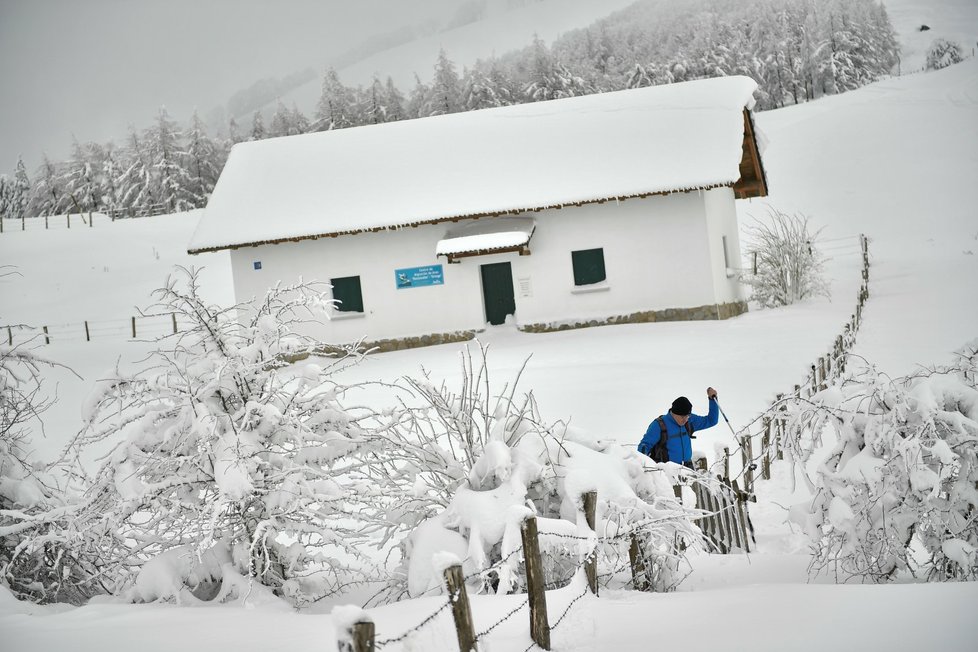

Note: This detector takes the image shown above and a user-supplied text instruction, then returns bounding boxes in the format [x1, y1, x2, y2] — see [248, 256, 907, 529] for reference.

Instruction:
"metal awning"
[435, 217, 536, 263]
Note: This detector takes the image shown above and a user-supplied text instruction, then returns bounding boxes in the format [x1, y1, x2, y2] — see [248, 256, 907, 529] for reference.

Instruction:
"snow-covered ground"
[2, 49, 978, 652]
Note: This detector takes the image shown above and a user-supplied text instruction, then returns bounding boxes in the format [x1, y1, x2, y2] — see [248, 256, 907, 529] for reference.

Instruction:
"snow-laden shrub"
[366, 345, 701, 603]
[63, 268, 387, 605]
[926, 38, 965, 71]
[785, 342, 978, 582]
[0, 319, 105, 604]
[742, 208, 830, 308]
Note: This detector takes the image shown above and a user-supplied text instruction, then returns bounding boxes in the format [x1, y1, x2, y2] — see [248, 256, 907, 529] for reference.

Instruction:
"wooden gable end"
[733, 109, 769, 199]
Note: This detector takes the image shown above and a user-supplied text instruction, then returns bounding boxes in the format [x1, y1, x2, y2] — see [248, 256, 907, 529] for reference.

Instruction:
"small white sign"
[518, 276, 532, 298]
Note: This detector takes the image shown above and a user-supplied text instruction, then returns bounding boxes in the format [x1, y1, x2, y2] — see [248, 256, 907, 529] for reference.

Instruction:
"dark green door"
[480, 262, 516, 325]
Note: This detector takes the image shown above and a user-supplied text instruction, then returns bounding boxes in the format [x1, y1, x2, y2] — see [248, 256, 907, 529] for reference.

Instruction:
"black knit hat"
[671, 396, 693, 416]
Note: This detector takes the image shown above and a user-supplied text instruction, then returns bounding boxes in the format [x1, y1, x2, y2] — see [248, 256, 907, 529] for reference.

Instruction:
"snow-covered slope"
[2, 52, 977, 652]
[883, 0, 978, 71]
[264, 0, 637, 117]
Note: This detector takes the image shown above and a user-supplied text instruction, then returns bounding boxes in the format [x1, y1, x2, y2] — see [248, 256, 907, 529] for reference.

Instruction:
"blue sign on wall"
[395, 264, 444, 289]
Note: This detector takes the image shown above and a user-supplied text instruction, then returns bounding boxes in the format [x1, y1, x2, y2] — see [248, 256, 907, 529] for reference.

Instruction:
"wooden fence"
[0, 203, 172, 233]
[3, 312, 191, 347]
[335, 488, 723, 651]
[720, 233, 871, 493]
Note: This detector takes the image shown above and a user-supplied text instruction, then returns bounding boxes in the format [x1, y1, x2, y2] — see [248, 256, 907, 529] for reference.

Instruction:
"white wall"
[229, 189, 740, 343]
[703, 186, 748, 305]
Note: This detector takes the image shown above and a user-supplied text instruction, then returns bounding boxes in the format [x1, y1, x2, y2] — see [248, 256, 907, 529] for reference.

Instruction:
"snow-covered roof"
[189, 76, 761, 254]
[435, 217, 535, 260]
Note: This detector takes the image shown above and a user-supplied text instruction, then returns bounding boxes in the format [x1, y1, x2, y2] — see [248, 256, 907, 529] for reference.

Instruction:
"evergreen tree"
[60, 138, 102, 214]
[269, 101, 293, 138]
[9, 157, 30, 220]
[290, 103, 311, 134]
[313, 68, 355, 130]
[0, 176, 9, 219]
[405, 74, 430, 119]
[250, 110, 265, 141]
[424, 49, 462, 116]
[99, 144, 123, 216]
[28, 155, 64, 218]
[461, 58, 516, 110]
[117, 126, 155, 216]
[227, 116, 243, 147]
[383, 77, 406, 122]
[184, 110, 223, 206]
[144, 106, 194, 213]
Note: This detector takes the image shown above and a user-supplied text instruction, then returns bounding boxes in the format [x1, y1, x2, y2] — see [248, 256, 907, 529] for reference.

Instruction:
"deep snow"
[2, 43, 978, 652]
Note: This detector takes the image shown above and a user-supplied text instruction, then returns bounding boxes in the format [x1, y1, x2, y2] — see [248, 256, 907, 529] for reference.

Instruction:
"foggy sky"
[0, 0, 457, 172]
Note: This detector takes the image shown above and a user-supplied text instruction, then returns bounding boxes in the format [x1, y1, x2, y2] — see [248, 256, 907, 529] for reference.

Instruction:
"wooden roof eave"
[733, 108, 769, 200]
[187, 183, 734, 255]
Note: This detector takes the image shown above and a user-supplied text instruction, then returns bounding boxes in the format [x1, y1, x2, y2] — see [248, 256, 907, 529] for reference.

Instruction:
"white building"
[189, 76, 768, 351]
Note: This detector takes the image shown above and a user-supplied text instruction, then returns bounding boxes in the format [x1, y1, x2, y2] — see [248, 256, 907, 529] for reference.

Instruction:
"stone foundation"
[359, 330, 477, 353]
[519, 301, 748, 334]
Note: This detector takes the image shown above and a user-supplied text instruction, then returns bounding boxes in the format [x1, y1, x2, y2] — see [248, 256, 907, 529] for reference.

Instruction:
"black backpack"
[647, 416, 694, 463]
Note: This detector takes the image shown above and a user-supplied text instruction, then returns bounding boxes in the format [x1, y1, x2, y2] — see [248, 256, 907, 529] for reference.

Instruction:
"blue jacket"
[638, 399, 719, 463]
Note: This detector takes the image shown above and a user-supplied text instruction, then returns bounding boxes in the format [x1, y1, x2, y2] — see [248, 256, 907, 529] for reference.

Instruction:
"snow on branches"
[366, 344, 701, 603]
[742, 207, 830, 308]
[66, 268, 388, 605]
[784, 342, 978, 582]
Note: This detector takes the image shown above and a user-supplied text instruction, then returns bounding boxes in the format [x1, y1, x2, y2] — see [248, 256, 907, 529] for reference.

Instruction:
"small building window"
[331, 275, 364, 312]
[571, 248, 606, 286]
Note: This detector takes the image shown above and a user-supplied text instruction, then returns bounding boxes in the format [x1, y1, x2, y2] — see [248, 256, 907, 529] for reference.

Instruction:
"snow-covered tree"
[117, 126, 155, 216]
[27, 155, 65, 218]
[313, 68, 356, 130]
[250, 110, 265, 141]
[8, 157, 31, 220]
[68, 269, 386, 605]
[785, 344, 978, 582]
[462, 58, 517, 110]
[98, 144, 124, 215]
[742, 208, 830, 308]
[60, 139, 102, 214]
[144, 106, 195, 213]
[926, 38, 965, 70]
[184, 110, 223, 206]
[424, 49, 463, 116]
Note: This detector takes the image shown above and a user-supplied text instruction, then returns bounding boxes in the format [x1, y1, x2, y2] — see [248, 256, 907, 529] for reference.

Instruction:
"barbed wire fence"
[713, 233, 872, 496]
[2, 311, 195, 347]
[335, 490, 704, 652]
[0, 205, 174, 233]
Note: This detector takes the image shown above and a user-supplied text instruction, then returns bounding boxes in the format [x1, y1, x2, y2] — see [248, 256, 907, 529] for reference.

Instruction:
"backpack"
[647, 416, 694, 464]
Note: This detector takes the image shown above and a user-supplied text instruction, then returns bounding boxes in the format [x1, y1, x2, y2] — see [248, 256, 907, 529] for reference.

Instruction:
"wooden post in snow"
[582, 491, 598, 596]
[443, 564, 477, 652]
[521, 517, 551, 650]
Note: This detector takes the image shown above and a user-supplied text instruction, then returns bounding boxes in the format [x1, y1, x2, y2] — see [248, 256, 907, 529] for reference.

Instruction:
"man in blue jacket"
[638, 388, 719, 467]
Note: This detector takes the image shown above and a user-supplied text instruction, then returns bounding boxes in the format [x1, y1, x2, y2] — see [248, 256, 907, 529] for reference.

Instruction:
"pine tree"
[0, 176, 9, 219]
[424, 49, 462, 116]
[290, 103, 310, 134]
[313, 68, 355, 130]
[384, 77, 406, 122]
[184, 110, 223, 206]
[99, 144, 123, 216]
[227, 116, 243, 147]
[9, 157, 30, 220]
[405, 74, 430, 119]
[117, 126, 155, 216]
[28, 155, 64, 218]
[60, 138, 102, 214]
[250, 111, 265, 141]
[461, 58, 516, 110]
[144, 106, 194, 213]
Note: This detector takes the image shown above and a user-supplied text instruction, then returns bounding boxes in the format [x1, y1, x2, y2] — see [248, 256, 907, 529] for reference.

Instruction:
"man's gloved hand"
[707, 387, 718, 400]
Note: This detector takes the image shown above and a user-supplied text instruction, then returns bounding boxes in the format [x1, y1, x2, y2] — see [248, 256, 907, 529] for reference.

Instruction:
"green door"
[480, 262, 516, 325]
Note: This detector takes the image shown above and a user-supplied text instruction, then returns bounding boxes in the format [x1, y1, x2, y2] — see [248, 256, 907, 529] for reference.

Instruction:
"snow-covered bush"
[742, 208, 830, 308]
[926, 38, 964, 71]
[366, 345, 701, 602]
[0, 324, 106, 604]
[785, 343, 978, 582]
[65, 268, 387, 605]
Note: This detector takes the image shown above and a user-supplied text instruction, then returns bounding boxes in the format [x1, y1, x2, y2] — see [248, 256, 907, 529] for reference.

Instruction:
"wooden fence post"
[723, 447, 730, 481]
[761, 418, 771, 480]
[131, 316, 136, 338]
[45, 215, 49, 229]
[810, 364, 818, 396]
[171, 312, 178, 334]
[88, 211, 93, 228]
[42, 326, 50, 345]
[443, 564, 478, 652]
[741, 435, 754, 500]
[67, 213, 71, 229]
[628, 533, 651, 592]
[84, 321, 90, 342]
[337, 619, 375, 652]
[7, 326, 12, 346]
[520, 517, 551, 651]
[582, 491, 598, 596]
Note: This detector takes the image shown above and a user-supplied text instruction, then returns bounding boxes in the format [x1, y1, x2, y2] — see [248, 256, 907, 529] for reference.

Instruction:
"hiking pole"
[715, 398, 757, 471]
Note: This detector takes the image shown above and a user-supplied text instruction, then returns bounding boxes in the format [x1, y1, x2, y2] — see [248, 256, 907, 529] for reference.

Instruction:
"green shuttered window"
[571, 248, 606, 286]
[331, 275, 364, 312]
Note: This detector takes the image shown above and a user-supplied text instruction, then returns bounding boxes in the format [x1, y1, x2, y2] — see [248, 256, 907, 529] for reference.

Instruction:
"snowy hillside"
[263, 0, 637, 117]
[3, 52, 978, 652]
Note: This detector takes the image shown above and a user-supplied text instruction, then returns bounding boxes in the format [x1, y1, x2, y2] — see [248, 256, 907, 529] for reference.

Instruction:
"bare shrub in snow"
[784, 343, 978, 582]
[742, 208, 830, 308]
[365, 344, 702, 603]
[925, 38, 964, 71]
[0, 331, 104, 604]
[64, 268, 386, 605]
